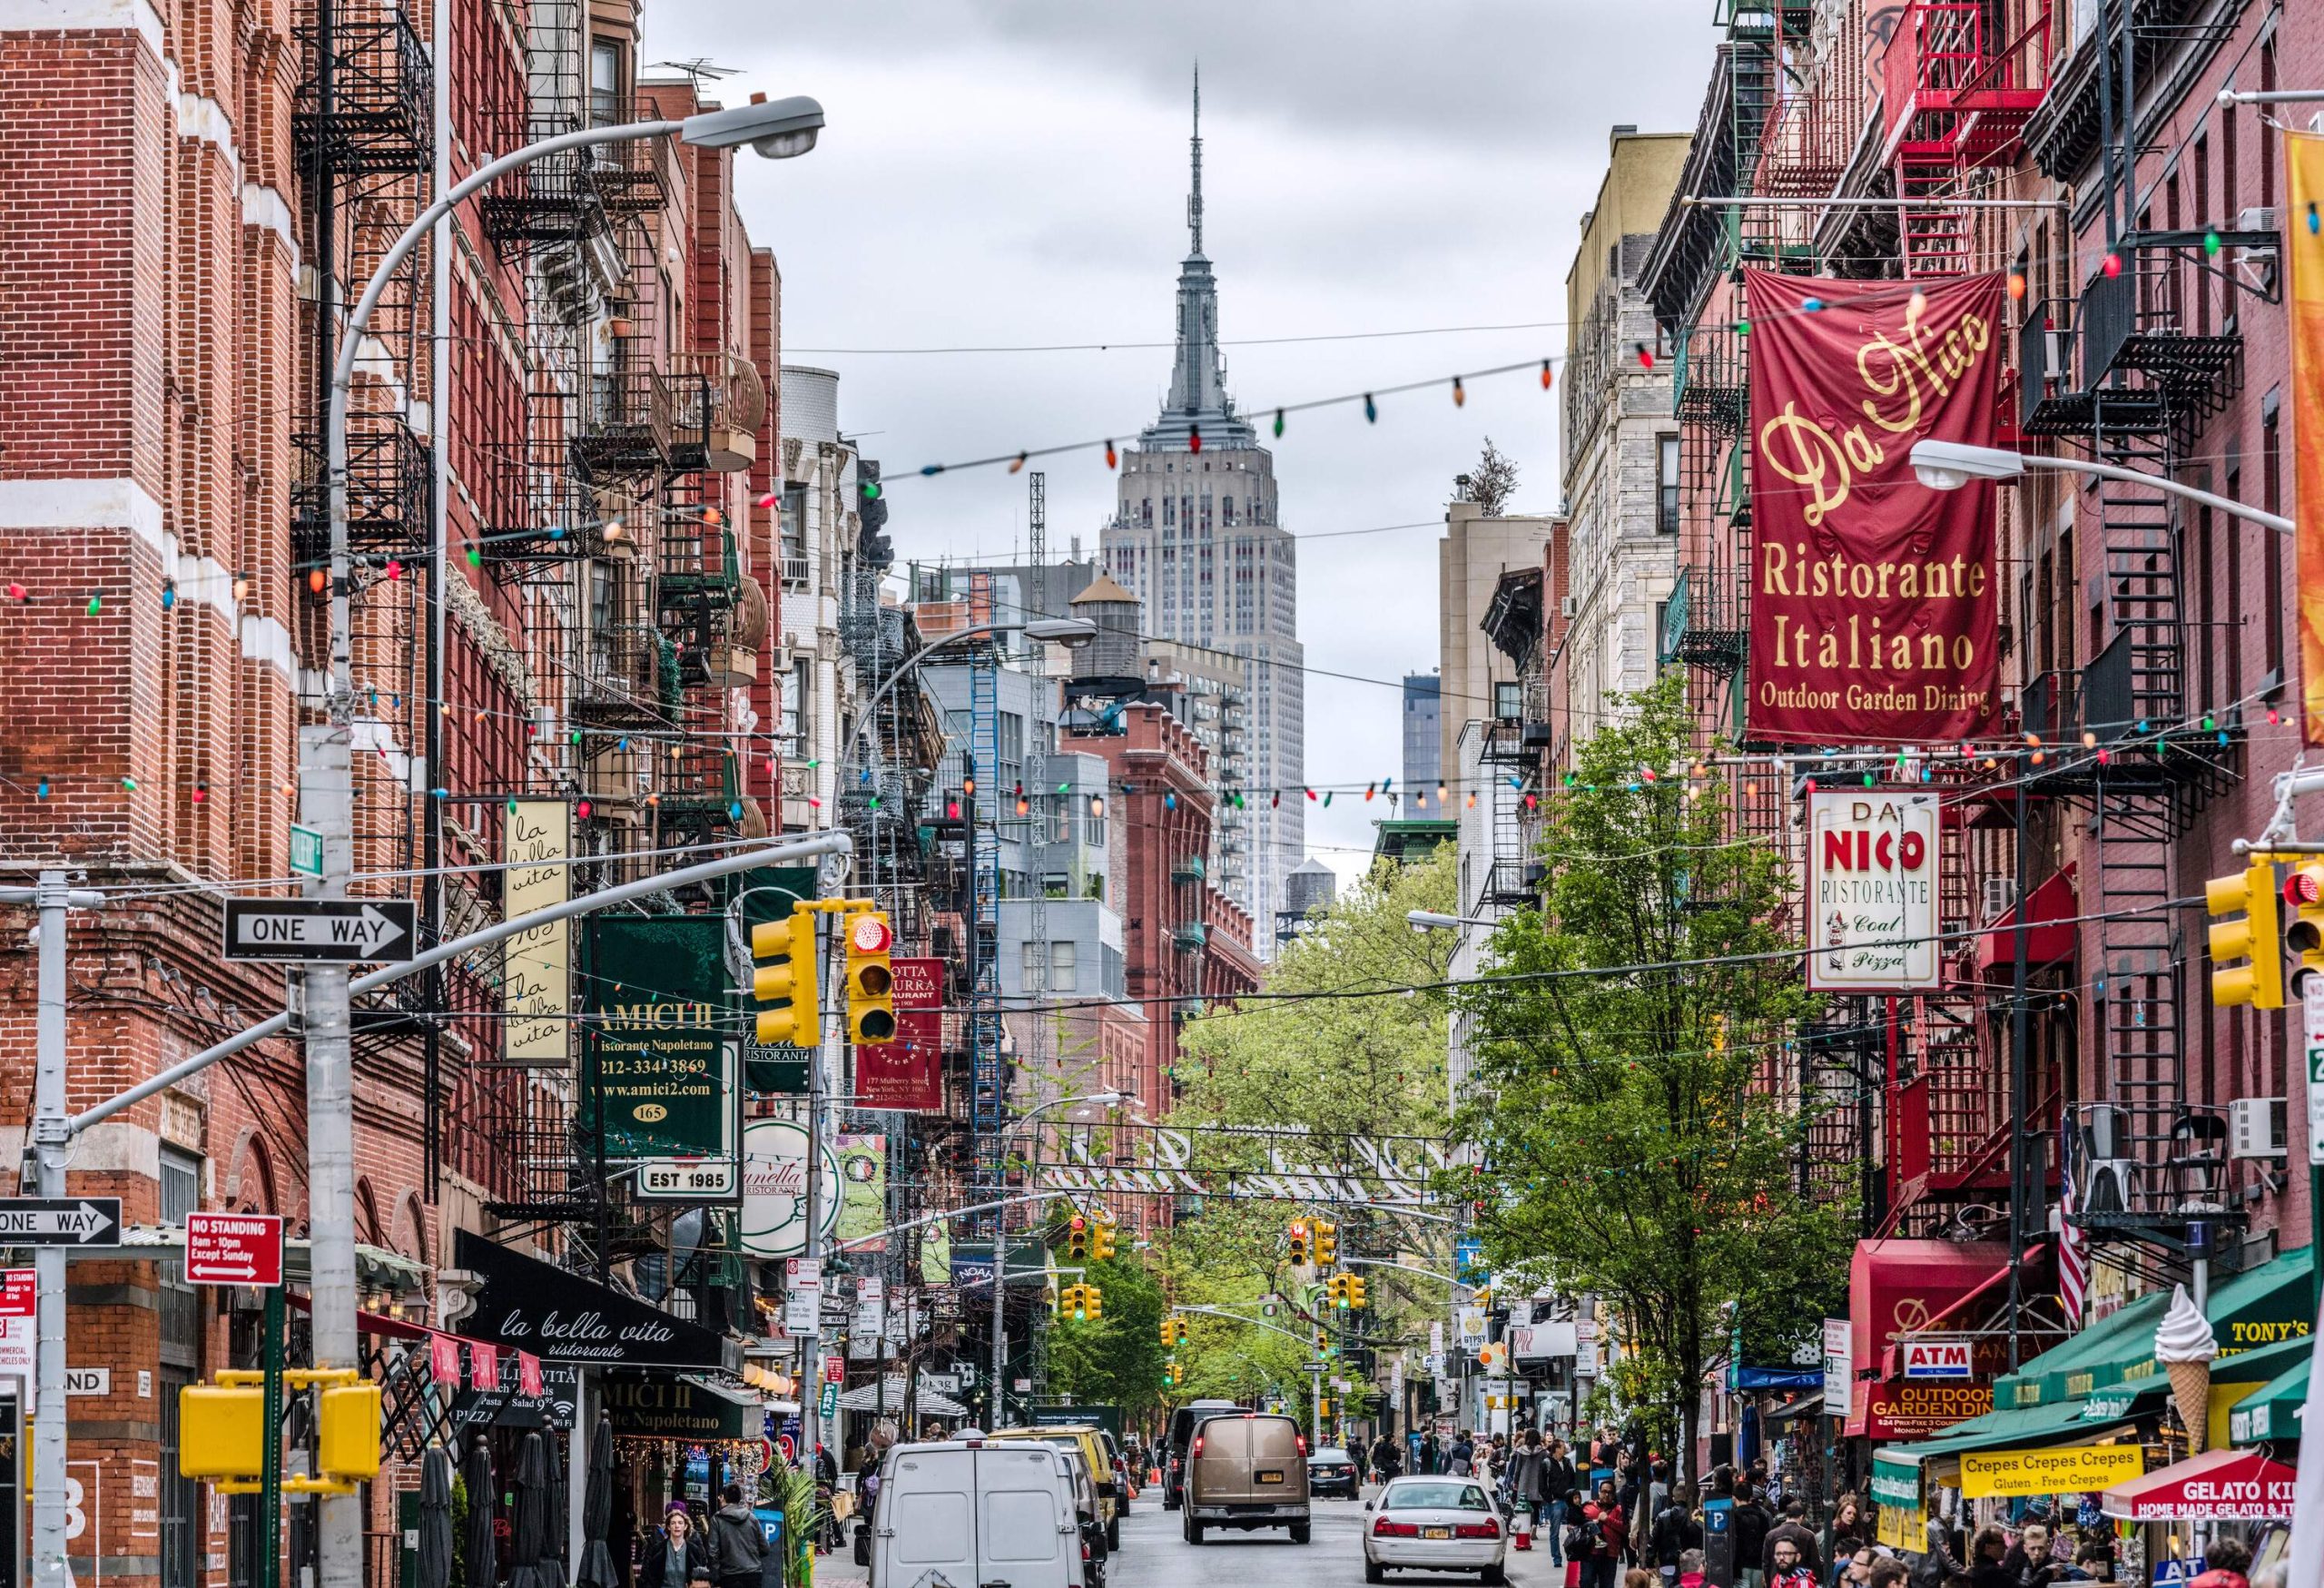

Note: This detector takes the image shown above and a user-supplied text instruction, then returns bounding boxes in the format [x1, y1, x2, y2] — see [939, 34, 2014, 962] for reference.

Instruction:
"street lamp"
[301, 94, 823, 1588]
[1906, 439, 2295, 533]
[988, 1090, 1126, 1427]
[839, 616, 1098, 778]
[1406, 909, 1503, 931]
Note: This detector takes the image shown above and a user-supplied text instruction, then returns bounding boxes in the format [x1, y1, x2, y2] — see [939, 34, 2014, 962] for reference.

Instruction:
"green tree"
[1451, 674, 1850, 1476]
[1045, 1255, 1170, 1417]
[1156, 849, 1460, 1419]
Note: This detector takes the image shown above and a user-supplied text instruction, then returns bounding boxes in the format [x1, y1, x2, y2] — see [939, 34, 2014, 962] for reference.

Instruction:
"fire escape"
[966, 572, 1010, 1220]
[2012, 202, 2279, 1256]
[1880, 1, 2050, 275]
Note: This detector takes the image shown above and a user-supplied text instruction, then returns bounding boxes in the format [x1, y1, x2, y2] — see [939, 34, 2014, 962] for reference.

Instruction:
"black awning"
[456, 1228, 737, 1372]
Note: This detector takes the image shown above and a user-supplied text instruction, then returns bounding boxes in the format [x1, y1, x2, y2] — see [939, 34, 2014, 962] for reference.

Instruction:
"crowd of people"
[1337, 1426, 2270, 1588]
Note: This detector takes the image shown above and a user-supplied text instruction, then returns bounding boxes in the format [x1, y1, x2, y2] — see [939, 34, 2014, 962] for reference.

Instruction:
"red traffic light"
[2287, 868, 2324, 908]
[850, 913, 893, 954]
[1068, 1215, 1088, 1232]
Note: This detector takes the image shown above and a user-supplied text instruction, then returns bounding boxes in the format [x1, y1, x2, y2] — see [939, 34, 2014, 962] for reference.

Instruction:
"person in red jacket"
[2187, 1537, 2250, 1588]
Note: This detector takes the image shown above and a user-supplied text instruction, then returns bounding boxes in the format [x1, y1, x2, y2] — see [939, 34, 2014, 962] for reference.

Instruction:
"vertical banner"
[501, 800, 571, 1064]
[2292, 134, 2324, 744]
[1747, 269, 2006, 744]
[835, 1134, 889, 1252]
[852, 957, 944, 1110]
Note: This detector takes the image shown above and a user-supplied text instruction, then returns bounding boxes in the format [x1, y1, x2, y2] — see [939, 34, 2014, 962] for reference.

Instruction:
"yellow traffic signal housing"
[1286, 1221, 1309, 1265]
[1091, 1217, 1117, 1261]
[1349, 1276, 1368, 1310]
[2208, 862, 2285, 1009]
[1160, 1318, 1177, 1346]
[1314, 1328, 1328, 1352]
[842, 911, 897, 1043]
[317, 1382, 382, 1481]
[751, 910, 821, 1046]
[1064, 1284, 1087, 1320]
[1066, 1215, 1088, 1261]
[178, 1384, 266, 1483]
[1330, 1274, 1350, 1309]
[1086, 1286, 1104, 1320]
[1315, 1220, 1338, 1266]
[2287, 865, 2324, 996]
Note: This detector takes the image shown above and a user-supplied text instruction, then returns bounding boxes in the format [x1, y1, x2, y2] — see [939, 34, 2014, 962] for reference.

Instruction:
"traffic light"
[1064, 1284, 1088, 1321]
[1066, 1215, 1089, 1261]
[1086, 1286, 1104, 1320]
[1166, 1362, 1184, 1386]
[842, 910, 897, 1041]
[1315, 1220, 1338, 1267]
[1091, 1215, 1117, 1261]
[2287, 864, 2324, 996]
[1286, 1220, 1309, 1265]
[1349, 1276, 1368, 1310]
[316, 1380, 383, 1482]
[750, 909, 820, 1046]
[2208, 861, 2285, 1009]
[1316, 1397, 1333, 1418]
[178, 1383, 265, 1484]
[1329, 1274, 1350, 1309]
[1314, 1328, 1329, 1353]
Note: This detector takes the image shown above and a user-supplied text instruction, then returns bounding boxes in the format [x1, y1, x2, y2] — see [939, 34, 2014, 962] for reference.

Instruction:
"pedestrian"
[1649, 1482, 1702, 1585]
[1766, 1495, 1823, 1583]
[1450, 1428, 1477, 1476]
[2187, 1538, 2251, 1588]
[1863, 1563, 1908, 1588]
[1912, 1514, 1965, 1588]
[1542, 1439, 1580, 1562]
[1824, 1496, 1873, 1583]
[2063, 1544, 2114, 1583]
[1772, 1540, 1819, 1588]
[1372, 1432, 1403, 1482]
[638, 1506, 707, 1588]
[1679, 1550, 1709, 1588]
[706, 1483, 765, 1588]
[2005, 1524, 2070, 1588]
[1629, 1572, 1658, 1588]
[1504, 1430, 1543, 1517]
[1843, 1547, 1880, 1587]
[1967, 1526, 2014, 1588]
[1582, 1479, 1627, 1588]
[1420, 1429, 1441, 1475]
[1734, 1487, 1774, 1588]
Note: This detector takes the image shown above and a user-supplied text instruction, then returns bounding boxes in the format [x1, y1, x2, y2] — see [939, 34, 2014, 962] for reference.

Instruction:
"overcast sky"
[652, 0, 1719, 878]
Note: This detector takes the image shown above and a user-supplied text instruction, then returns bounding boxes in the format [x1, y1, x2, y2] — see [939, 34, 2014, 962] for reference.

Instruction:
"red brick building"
[0, 0, 781, 1577]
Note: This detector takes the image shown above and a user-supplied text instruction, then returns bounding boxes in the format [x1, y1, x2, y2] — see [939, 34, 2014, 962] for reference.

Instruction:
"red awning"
[1976, 865, 2077, 973]
[1846, 1238, 2014, 1437]
[2100, 1447, 2299, 1523]
[286, 1290, 430, 1340]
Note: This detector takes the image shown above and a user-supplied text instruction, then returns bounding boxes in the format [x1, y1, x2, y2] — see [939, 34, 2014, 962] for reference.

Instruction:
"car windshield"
[1387, 1481, 1490, 1511]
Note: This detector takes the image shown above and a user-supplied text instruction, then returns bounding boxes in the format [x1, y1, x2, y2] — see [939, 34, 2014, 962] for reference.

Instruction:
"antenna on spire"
[1187, 64, 1204, 256]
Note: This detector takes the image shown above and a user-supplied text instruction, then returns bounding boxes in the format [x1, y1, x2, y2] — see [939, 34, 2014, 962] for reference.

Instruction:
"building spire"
[1188, 64, 1204, 257]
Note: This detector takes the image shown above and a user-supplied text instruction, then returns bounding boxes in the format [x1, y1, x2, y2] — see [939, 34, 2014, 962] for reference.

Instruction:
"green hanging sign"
[582, 916, 735, 1189]
[736, 866, 821, 1094]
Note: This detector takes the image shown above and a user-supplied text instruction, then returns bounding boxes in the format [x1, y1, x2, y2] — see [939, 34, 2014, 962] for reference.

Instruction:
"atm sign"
[1902, 1340, 1974, 1380]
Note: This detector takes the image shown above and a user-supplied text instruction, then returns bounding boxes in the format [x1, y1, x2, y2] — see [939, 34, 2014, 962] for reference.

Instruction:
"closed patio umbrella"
[576, 1416, 617, 1588]
[419, 1445, 456, 1588]
[508, 1430, 553, 1588]
[461, 1435, 497, 1588]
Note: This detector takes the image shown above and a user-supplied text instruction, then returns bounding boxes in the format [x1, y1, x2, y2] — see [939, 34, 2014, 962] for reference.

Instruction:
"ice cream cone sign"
[2153, 1284, 2219, 1455]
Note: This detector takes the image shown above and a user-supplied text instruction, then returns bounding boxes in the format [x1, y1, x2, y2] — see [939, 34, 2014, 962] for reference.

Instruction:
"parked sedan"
[1307, 1447, 1362, 1498]
[1363, 1477, 1507, 1583]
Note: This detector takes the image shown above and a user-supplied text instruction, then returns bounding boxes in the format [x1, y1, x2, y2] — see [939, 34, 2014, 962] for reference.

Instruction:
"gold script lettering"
[1758, 402, 1853, 528]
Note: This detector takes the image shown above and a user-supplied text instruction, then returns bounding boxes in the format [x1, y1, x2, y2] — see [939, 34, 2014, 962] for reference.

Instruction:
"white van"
[867, 1439, 1091, 1588]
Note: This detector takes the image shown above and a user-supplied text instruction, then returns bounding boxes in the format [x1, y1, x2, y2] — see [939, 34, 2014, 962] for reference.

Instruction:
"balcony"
[476, 114, 607, 252]
[1660, 562, 1749, 680]
[570, 625, 666, 730]
[657, 744, 741, 834]
[1170, 853, 1206, 884]
[292, 0, 432, 175]
[666, 351, 766, 475]
[585, 104, 672, 217]
[290, 413, 429, 566]
[1173, 922, 1208, 953]
[574, 360, 673, 479]
[1673, 323, 1747, 438]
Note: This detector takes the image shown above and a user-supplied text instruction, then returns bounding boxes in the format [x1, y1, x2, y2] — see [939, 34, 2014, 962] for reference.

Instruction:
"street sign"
[823, 1355, 845, 1384]
[223, 898, 416, 963]
[0, 1269, 32, 1317]
[184, 1212, 283, 1287]
[0, 1198, 120, 1246]
[290, 824, 324, 878]
[818, 1382, 837, 1416]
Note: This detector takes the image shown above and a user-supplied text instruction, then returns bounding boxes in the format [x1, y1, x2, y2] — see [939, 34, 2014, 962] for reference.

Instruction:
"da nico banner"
[1746, 269, 2005, 745]
[582, 917, 736, 1189]
[1807, 788, 1940, 991]
[2293, 133, 2324, 744]
[500, 800, 571, 1064]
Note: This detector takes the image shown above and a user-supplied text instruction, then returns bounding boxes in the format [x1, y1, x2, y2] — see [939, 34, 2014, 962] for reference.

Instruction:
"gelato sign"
[1808, 791, 1940, 991]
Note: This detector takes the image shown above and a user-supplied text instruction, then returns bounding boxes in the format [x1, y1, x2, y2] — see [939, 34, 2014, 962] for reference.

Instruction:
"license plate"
[1256, 1471, 1284, 1484]
[1422, 1526, 1452, 1540]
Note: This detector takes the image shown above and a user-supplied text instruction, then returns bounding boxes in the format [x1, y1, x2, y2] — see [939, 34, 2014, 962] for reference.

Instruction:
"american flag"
[2059, 1119, 2088, 1326]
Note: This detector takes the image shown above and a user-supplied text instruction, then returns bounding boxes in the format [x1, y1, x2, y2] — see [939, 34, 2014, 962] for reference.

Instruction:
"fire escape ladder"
[1883, 2, 2050, 277]
[2087, 778, 2184, 1232]
[968, 593, 1009, 1212]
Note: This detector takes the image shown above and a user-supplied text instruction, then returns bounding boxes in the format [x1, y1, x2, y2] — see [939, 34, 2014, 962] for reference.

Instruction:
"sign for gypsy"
[1745, 270, 2006, 745]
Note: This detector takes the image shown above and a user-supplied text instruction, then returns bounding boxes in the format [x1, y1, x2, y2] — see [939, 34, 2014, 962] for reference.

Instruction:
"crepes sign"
[1746, 270, 2006, 745]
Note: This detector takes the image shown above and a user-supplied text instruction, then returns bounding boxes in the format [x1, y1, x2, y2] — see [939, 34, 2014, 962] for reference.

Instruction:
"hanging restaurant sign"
[582, 916, 738, 1198]
[852, 957, 944, 1111]
[1745, 269, 2005, 745]
[1959, 1442, 2143, 1499]
[453, 1228, 731, 1370]
[1807, 789, 1941, 992]
[2293, 134, 2324, 745]
[499, 800, 571, 1065]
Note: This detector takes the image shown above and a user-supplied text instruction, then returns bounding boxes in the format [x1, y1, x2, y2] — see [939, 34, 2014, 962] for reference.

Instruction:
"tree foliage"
[1153, 849, 1461, 1416]
[1450, 675, 1849, 1470]
[1044, 1255, 1170, 1417]
[1458, 439, 1521, 516]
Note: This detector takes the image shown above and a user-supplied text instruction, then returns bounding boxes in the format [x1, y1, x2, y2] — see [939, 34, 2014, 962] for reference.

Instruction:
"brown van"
[1182, 1411, 1311, 1544]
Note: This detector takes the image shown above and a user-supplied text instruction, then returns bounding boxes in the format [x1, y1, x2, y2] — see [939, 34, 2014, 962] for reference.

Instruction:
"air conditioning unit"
[1981, 878, 2016, 921]
[2230, 1097, 2289, 1160]
[1560, 596, 1578, 619]
[2079, 1103, 2139, 1215]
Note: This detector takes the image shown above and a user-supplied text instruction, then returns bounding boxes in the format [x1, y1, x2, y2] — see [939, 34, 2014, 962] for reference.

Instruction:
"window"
[2265, 394, 2285, 678]
[1022, 939, 1047, 992]
[780, 485, 808, 585]
[1493, 681, 1522, 722]
[1049, 941, 1078, 993]
[589, 40, 624, 127]
[780, 660, 807, 756]
[1656, 435, 1680, 532]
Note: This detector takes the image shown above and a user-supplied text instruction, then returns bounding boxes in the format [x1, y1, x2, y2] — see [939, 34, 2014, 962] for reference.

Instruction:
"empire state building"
[1102, 72, 1305, 947]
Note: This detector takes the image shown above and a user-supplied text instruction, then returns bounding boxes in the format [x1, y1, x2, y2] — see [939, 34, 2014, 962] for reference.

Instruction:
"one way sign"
[0, 1198, 123, 1246]
[223, 898, 417, 964]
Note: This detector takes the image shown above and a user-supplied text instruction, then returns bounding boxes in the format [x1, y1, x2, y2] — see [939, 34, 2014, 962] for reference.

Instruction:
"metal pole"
[804, 912, 832, 1459]
[25, 872, 103, 1588]
[2007, 766, 2031, 1370]
[262, 1284, 285, 1588]
[990, 1202, 1008, 1430]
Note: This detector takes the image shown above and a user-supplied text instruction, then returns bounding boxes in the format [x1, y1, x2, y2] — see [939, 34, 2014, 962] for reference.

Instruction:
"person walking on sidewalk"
[1650, 1484, 1703, 1586]
[707, 1484, 765, 1588]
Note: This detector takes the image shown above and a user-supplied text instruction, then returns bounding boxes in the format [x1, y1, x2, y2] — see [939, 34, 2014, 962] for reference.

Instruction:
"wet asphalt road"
[1108, 1484, 1567, 1588]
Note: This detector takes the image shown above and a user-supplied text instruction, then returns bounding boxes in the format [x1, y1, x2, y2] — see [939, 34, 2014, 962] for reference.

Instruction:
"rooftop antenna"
[1187, 64, 1203, 257]
[1029, 471, 1046, 568]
